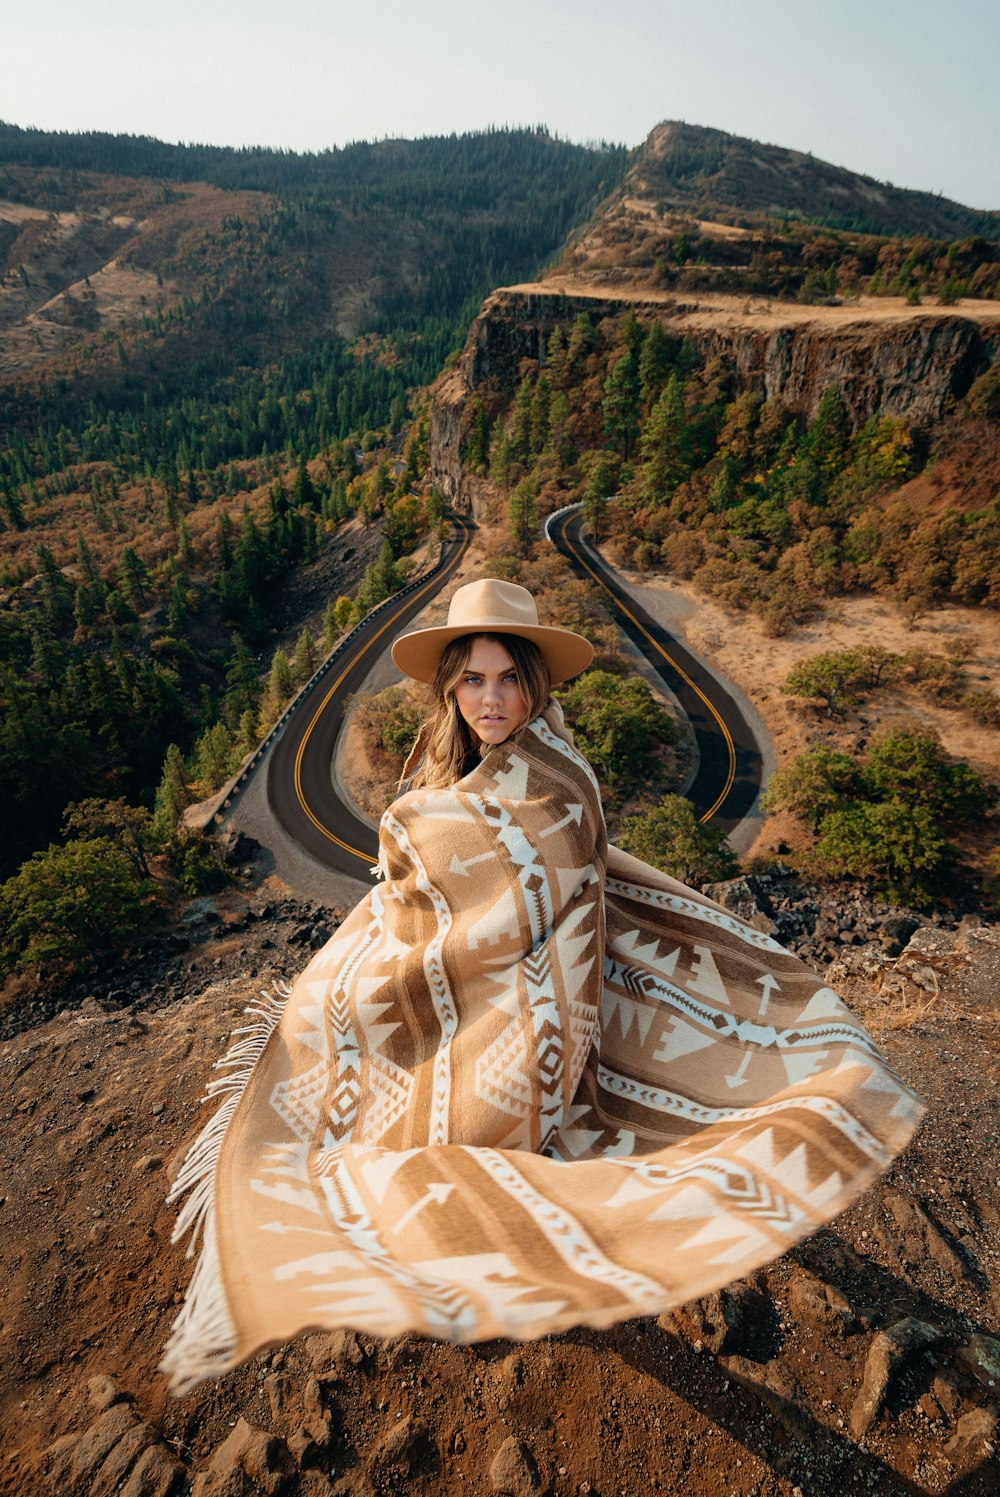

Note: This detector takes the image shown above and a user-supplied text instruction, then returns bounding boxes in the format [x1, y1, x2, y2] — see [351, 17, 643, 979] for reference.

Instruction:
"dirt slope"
[1, 879, 999, 1496]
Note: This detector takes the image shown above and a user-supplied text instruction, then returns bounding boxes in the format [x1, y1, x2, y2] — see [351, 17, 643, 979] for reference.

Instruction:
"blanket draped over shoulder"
[163, 704, 924, 1393]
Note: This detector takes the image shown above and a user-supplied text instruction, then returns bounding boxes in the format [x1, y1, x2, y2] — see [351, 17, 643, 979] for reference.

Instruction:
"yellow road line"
[557, 514, 736, 822]
[292, 522, 471, 863]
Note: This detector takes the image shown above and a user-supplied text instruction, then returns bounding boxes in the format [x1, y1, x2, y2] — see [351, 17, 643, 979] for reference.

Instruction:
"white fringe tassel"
[160, 980, 291, 1396]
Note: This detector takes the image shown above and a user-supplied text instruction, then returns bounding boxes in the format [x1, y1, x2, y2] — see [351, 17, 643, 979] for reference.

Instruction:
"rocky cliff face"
[430, 286, 1000, 502]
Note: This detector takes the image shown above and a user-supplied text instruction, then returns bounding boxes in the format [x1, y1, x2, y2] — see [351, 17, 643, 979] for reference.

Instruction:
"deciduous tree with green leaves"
[62, 797, 156, 877]
[0, 836, 157, 974]
[617, 795, 737, 886]
[557, 670, 673, 786]
[760, 745, 862, 832]
[781, 651, 868, 715]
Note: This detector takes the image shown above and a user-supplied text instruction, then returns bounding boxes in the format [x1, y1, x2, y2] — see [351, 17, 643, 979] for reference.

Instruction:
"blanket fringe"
[160, 980, 290, 1395]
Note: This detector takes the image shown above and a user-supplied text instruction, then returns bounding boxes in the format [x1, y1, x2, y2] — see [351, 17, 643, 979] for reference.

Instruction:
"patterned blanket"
[163, 705, 924, 1393]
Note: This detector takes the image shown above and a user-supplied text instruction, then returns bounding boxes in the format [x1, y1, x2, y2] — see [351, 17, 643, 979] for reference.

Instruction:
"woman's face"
[454, 637, 528, 746]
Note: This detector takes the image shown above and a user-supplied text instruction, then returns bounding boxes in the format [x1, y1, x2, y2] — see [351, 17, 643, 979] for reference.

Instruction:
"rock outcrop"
[430, 285, 1000, 503]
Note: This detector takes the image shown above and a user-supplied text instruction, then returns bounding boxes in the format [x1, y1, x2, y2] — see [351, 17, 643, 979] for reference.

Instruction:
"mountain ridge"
[630, 120, 999, 233]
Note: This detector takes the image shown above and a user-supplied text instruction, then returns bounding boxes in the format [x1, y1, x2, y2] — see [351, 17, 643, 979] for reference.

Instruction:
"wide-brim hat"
[390, 578, 594, 686]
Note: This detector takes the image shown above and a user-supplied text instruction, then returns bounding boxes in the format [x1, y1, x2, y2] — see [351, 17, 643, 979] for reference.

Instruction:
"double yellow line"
[556, 514, 737, 823]
[292, 523, 472, 863]
[291, 508, 734, 870]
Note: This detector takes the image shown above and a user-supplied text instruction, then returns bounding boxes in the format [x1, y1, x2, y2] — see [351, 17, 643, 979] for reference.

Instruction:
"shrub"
[781, 652, 868, 714]
[617, 796, 738, 886]
[962, 687, 1000, 728]
[814, 798, 946, 901]
[165, 829, 228, 895]
[558, 671, 673, 785]
[864, 726, 994, 823]
[966, 365, 1000, 419]
[765, 726, 995, 903]
[0, 837, 157, 974]
[761, 746, 862, 832]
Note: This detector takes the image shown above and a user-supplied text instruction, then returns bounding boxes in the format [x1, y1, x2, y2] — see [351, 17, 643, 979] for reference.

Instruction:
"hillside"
[0, 126, 625, 885]
[554, 123, 1000, 305]
[0, 126, 627, 410]
[629, 121, 999, 235]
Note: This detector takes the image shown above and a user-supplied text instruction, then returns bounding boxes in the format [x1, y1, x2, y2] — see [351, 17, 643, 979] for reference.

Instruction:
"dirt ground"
[1, 881, 999, 1496]
[617, 571, 1000, 865]
[504, 280, 1000, 333]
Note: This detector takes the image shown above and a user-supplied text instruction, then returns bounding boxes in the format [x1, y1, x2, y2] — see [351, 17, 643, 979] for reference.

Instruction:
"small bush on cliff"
[618, 796, 738, 886]
[764, 725, 995, 903]
[0, 836, 158, 975]
[966, 365, 1000, 419]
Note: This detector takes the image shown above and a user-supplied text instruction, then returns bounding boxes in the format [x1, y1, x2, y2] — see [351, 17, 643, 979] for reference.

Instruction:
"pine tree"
[529, 375, 551, 459]
[193, 722, 235, 789]
[508, 479, 540, 549]
[75, 532, 99, 586]
[293, 456, 318, 510]
[3, 486, 26, 530]
[34, 543, 74, 630]
[566, 311, 595, 373]
[638, 321, 674, 409]
[291, 629, 317, 686]
[545, 326, 567, 386]
[225, 634, 261, 716]
[323, 599, 339, 650]
[638, 373, 690, 504]
[464, 399, 490, 473]
[216, 510, 234, 569]
[176, 518, 194, 564]
[508, 376, 535, 467]
[602, 352, 640, 460]
[117, 546, 149, 609]
[153, 743, 191, 837]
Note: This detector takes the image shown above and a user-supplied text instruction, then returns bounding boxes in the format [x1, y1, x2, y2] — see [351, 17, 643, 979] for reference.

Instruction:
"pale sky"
[4, 0, 999, 210]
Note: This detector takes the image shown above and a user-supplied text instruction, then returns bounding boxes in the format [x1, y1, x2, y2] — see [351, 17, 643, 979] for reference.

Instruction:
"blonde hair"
[406, 633, 551, 790]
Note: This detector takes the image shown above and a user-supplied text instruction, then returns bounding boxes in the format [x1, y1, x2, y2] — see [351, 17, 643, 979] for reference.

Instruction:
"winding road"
[261, 515, 473, 880]
[248, 508, 765, 884]
[545, 506, 763, 835]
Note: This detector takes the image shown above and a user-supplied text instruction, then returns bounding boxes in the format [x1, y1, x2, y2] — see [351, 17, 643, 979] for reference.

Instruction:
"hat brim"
[390, 621, 595, 687]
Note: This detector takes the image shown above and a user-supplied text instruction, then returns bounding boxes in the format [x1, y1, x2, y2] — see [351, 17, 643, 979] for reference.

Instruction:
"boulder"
[489, 1435, 541, 1495]
[850, 1318, 944, 1439]
[701, 876, 775, 932]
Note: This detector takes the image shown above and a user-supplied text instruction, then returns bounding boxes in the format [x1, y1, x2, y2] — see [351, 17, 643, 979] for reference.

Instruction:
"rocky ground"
[1, 845, 999, 1496]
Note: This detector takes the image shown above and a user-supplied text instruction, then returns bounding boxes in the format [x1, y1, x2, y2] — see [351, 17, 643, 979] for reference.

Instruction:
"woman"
[163, 580, 923, 1394]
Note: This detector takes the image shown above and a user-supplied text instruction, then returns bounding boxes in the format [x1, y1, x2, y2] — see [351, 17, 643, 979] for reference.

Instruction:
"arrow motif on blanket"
[449, 848, 497, 877]
[756, 974, 780, 1016]
[391, 1182, 455, 1235]
[725, 1051, 753, 1089]
[539, 804, 584, 839]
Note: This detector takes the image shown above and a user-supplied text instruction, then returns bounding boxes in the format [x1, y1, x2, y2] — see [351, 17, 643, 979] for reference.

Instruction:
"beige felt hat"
[391, 578, 594, 686]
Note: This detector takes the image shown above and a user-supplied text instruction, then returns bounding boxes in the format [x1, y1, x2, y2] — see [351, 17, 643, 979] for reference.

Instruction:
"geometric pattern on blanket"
[162, 703, 925, 1394]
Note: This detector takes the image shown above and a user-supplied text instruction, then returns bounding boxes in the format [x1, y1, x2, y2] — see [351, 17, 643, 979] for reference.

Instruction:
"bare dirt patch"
[505, 277, 1000, 331]
[1, 895, 999, 1495]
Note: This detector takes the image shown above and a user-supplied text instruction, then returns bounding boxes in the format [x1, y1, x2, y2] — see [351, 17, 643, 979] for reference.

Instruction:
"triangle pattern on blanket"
[163, 703, 925, 1397]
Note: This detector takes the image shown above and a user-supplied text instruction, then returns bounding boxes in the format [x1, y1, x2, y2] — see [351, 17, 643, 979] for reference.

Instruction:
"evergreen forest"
[0, 125, 627, 900]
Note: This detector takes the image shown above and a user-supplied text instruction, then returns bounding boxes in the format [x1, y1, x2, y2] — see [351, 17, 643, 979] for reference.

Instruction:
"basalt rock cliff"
[430, 285, 1000, 504]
